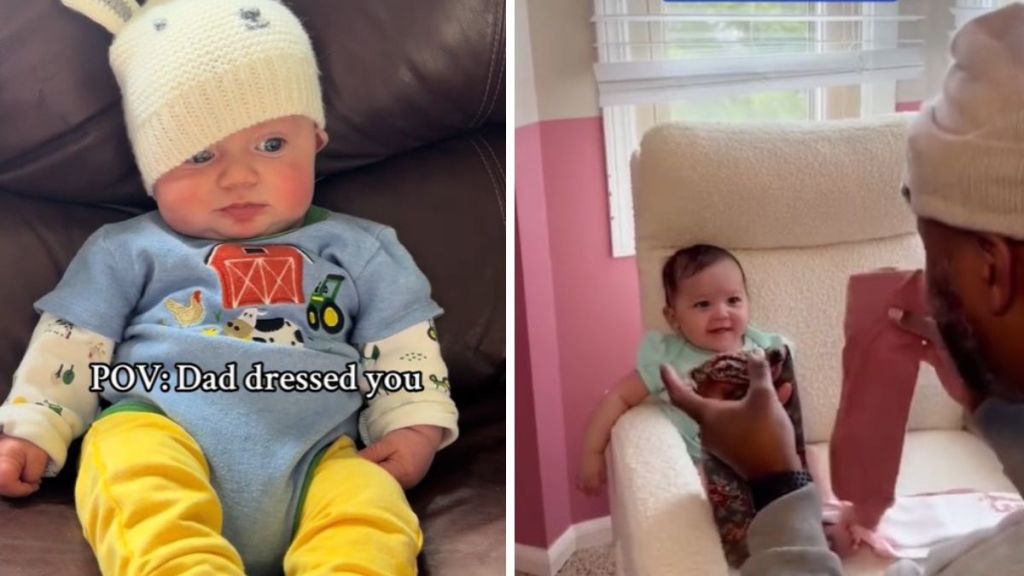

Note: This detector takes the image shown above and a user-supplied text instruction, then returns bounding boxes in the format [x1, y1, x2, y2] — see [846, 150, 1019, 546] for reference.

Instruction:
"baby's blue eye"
[259, 137, 285, 153]
[186, 150, 214, 165]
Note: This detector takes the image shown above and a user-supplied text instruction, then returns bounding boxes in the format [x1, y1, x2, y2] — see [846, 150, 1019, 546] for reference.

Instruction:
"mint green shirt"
[636, 327, 788, 461]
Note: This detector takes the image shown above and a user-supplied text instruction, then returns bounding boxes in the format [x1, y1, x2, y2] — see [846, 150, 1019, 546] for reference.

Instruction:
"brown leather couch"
[0, 1, 506, 574]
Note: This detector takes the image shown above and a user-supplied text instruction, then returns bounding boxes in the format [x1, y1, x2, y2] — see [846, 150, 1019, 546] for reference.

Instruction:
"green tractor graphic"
[307, 274, 346, 334]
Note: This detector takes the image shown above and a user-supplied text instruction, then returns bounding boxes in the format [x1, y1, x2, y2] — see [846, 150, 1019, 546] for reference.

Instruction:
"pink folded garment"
[830, 268, 965, 529]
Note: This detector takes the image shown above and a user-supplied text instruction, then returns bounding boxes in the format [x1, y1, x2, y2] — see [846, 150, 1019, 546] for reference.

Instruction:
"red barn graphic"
[206, 244, 310, 309]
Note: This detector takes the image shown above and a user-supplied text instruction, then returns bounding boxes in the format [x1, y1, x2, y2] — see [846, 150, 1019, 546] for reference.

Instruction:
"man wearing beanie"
[660, 3, 1024, 575]
[0, 1, 458, 575]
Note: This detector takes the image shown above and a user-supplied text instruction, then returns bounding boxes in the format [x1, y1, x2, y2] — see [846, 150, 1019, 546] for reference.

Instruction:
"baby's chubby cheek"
[152, 187, 208, 236]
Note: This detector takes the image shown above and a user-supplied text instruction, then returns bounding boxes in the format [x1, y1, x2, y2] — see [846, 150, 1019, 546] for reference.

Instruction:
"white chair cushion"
[632, 115, 915, 252]
[609, 403, 730, 576]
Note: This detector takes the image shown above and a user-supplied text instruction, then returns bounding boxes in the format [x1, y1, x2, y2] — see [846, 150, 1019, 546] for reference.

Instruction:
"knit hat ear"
[61, 0, 141, 35]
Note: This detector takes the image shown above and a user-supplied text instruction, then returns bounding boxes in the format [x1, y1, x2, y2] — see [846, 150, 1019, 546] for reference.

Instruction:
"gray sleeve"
[972, 399, 1024, 494]
[349, 227, 443, 345]
[741, 484, 843, 576]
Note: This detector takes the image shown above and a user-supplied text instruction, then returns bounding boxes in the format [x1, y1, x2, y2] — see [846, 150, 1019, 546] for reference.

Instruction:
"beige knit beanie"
[62, 0, 325, 194]
[905, 3, 1024, 240]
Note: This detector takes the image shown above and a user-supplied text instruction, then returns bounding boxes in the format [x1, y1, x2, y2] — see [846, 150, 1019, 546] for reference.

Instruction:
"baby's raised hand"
[0, 434, 48, 498]
[359, 425, 443, 489]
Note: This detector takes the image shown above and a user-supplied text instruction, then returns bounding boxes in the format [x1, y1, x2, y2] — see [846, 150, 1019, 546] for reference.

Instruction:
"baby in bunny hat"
[0, 1, 458, 574]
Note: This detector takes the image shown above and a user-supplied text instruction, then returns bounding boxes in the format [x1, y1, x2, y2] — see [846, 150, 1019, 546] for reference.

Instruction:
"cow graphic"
[222, 308, 305, 348]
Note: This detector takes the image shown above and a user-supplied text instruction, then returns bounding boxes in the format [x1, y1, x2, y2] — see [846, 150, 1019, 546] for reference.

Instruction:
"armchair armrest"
[608, 403, 730, 576]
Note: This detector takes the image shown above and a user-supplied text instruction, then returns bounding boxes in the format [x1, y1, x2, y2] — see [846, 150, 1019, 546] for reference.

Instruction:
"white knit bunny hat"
[62, 0, 325, 194]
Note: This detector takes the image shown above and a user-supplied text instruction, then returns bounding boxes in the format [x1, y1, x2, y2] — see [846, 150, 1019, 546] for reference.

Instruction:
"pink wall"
[515, 116, 645, 545]
[516, 122, 574, 547]
[515, 215, 549, 548]
[540, 118, 644, 522]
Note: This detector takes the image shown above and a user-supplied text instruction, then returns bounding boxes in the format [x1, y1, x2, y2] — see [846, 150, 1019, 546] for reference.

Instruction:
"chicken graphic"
[164, 290, 206, 327]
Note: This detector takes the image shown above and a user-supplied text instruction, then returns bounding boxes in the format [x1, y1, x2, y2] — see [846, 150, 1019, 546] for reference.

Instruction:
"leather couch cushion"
[0, 0, 506, 204]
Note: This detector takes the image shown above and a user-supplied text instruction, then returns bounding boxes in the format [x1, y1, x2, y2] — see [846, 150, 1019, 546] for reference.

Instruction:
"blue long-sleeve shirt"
[31, 207, 441, 575]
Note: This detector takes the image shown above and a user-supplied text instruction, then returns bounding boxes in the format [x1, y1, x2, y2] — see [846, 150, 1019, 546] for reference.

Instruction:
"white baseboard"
[514, 543, 553, 576]
[573, 515, 613, 550]
[515, 515, 613, 576]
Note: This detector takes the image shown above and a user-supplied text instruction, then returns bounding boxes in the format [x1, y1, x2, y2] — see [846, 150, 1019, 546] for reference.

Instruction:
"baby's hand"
[577, 450, 607, 496]
[0, 434, 48, 498]
[359, 425, 443, 489]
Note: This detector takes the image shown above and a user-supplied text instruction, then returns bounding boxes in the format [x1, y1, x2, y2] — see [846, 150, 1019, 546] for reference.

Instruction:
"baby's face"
[153, 115, 327, 240]
[664, 259, 749, 353]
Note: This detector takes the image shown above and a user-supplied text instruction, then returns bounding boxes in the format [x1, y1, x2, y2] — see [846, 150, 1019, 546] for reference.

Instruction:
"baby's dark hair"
[662, 244, 747, 307]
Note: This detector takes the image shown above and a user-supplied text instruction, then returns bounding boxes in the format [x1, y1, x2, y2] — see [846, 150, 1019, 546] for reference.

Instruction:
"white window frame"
[596, 1, 916, 258]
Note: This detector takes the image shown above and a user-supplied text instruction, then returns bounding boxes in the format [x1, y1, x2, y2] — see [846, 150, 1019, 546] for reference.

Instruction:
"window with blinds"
[594, 1, 924, 106]
[593, 1, 928, 257]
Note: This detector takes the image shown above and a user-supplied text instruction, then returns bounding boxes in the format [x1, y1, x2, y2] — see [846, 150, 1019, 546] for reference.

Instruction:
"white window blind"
[593, 1, 927, 257]
[593, 1, 924, 107]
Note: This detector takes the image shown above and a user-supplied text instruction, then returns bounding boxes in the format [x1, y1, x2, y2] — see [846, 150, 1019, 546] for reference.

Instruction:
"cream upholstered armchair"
[608, 115, 1015, 576]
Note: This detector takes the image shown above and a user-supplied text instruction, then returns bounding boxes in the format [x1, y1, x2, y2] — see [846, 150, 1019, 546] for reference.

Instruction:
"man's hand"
[662, 350, 802, 480]
[889, 307, 978, 410]
[0, 434, 48, 498]
[888, 307, 941, 343]
[359, 425, 443, 489]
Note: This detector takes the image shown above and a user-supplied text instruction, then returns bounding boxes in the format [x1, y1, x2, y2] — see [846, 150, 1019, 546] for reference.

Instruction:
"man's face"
[919, 218, 1015, 402]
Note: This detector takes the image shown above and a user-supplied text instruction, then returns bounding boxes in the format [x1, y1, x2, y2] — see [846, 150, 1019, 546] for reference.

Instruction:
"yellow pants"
[75, 411, 422, 575]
